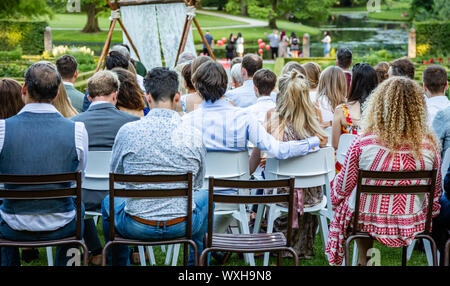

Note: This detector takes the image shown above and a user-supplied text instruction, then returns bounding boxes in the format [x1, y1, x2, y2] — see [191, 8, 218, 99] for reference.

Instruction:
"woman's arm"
[331, 106, 344, 150]
[249, 147, 262, 175]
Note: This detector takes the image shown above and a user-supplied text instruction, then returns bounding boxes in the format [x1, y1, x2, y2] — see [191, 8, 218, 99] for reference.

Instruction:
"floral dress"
[335, 104, 359, 174]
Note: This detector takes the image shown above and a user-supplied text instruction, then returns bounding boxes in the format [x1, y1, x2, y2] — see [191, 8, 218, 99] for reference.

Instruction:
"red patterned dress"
[335, 104, 359, 174]
[326, 132, 442, 265]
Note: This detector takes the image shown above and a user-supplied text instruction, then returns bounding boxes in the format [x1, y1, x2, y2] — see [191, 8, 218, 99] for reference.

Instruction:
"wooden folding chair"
[200, 177, 298, 266]
[102, 172, 198, 266]
[344, 170, 439, 266]
[0, 172, 88, 266]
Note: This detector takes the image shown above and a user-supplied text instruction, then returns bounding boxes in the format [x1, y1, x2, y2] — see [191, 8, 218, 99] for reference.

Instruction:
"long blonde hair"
[317, 66, 347, 112]
[53, 82, 78, 118]
[269, 69, 327, 140]
[361, 76, 437, 158]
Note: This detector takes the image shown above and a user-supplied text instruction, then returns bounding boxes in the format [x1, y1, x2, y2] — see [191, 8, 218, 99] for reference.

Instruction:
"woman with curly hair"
[325, 76, 442, 266]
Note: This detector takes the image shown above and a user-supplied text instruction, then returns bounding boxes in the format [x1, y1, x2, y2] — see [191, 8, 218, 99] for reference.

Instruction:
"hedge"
[0, 20, 48, 55]
[415, 21, 450, 55]
[273, 57, 336, 76]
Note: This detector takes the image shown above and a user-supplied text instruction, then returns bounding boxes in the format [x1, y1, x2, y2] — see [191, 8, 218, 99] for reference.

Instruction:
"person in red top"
[336, 47, 353, 93]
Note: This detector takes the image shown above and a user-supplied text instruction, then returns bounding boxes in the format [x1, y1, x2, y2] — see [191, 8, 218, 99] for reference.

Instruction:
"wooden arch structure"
[95, 0, 216, 72]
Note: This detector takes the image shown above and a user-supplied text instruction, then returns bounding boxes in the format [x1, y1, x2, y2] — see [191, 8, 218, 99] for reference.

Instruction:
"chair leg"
[277, 251, 282, 266]
[444, 239, 450, 266]
[344, 236, 358, 266]
[102, 241, 113, 266]
[318, 214, 329, 256]
[418, 235, 438, 266]
[46, 247, 54, 266]
[352, 241, 359, 266]
[146, 246, 156, 266]
[199, 248, 212, 266]
[137, 246, 147, 266]
[252, 204, 265, 234]
[165, 244, 174, 265]
[263, 206, 279, 266]
[422, 239, 436, 266]
[406, 239, 417, 261]
[236, 205, 255, 266]
[78, 242, 89, 266]
[402, 246, 407, 266]
[172, 244, 181, 266]
[183, 243, 188, 266]
[286, 247, 299, 266]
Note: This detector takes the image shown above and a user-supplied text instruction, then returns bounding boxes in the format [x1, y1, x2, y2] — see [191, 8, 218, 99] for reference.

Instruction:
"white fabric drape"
[120, 3, 197, 70]
[120, 5, 162, 69]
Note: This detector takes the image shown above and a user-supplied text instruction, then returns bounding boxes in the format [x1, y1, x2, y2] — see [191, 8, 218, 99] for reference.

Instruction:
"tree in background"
[0, 0, 54, 19]
[411, 0, 449, 21]
[81, 0, 108, 33]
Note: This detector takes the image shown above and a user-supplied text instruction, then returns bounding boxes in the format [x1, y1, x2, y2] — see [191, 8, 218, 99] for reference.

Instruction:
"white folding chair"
[336, 134, 358, 166]
[254, 147, 335, 266]
[324, 127, 332, 147]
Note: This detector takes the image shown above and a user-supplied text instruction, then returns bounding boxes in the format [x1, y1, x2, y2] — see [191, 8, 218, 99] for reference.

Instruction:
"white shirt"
[426, 95, 450, 127]
[0, 103, 89, 231]
[244, 96, 276, 126]
[309, 90, 318, 103]
[316, 95, 334, 123]
[137, 74, 145, 93]
[226, 79, 278, 108]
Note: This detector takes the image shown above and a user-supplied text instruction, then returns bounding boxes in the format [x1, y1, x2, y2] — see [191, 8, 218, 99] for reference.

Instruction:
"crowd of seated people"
[0, 44, 449, 267]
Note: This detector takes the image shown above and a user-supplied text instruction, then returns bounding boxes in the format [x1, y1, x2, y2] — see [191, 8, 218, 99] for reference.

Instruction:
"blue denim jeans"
[0, 205, 85, 266]
[101, 190, 209, 266]
[437, 192, 450, 228]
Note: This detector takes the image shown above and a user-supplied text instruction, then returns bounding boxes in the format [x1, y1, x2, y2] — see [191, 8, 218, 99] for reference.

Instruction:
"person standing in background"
[321, 31, 331, 58]
[203, 31, 215, 57]
[278, 30, 289, 58]
[290, 32, 300, 58]
[236, 33, 245, 58]
[226, 33, 237, 61]
[265, 30, 280, 60]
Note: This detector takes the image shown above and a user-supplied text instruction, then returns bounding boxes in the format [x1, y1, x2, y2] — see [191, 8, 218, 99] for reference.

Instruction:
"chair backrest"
[0, 172, 83, 239]
[203, 151, 250, 189]
[336, 134, 358, 165]
[353, 170, 437, 236]
[108, 172, 193, 241]
[83, 151, 112, 190]
[206, 177, 295, 247]
[441, 148, 450, 188]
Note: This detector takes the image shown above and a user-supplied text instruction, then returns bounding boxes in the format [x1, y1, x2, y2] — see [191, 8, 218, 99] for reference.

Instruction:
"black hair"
[192, 61, 228, 103]
[105, 51, 129, 70]
[348, 63, 378, 107]
[337, 47, 352, 69]
[144, 67, 179, 102]
[24, 62, 61, 102]
[55, 55, 78, 79]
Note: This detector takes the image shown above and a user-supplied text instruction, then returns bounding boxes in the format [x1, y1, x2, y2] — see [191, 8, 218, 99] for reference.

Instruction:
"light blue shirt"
[432, 105, 450, 157]
[225, 80, 277, 108]
[182, 98, 320, 159]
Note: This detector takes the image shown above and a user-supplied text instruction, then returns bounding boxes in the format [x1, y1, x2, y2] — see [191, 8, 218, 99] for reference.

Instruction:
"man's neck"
[151, 101, 176, 110]
[427, 92, 446, 99]
[257, 94, 270, 98]
[92, 96, 115, 105]
[62, 77, 76, 84]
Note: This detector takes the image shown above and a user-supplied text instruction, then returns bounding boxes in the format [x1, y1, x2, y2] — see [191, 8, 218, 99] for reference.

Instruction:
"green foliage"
[225, 0, 242, 15]
[0, 47, 23, 61]
[0, 0, 54, 19]
[281, 0, 334, 23]
[355, 49, 396, 66]
[0, 20, 48, 55]
[0, 60, 30, 78]
[415, 20, 450, 55]
[412, 0, 449, 21]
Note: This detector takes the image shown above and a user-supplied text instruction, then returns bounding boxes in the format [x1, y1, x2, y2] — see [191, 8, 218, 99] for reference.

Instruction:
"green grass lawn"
[20, 216, 429, 267]
[330, 0, 412, 21]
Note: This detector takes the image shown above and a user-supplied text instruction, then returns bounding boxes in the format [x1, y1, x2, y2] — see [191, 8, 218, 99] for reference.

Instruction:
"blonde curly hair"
[360, 76, 437, 158]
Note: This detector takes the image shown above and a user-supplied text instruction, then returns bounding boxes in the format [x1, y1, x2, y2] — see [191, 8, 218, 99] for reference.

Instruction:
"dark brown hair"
[0, 78, 24, 119]
[242, 54, 263, 77]
[191, 55, 213, 75]
[375, 62, 389, 84]
[389, 57, 415, 80]
[192, 61, 228, 103]
[253, 68, 276, 95]
[112, 68, 145, 110]
[423, 65, 448, 94]
[182, 62, 195, 91]
[56, 54, 78, 80]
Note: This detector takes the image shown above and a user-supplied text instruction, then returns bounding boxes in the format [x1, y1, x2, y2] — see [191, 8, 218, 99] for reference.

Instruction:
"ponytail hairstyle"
[269, 69, 327, 140]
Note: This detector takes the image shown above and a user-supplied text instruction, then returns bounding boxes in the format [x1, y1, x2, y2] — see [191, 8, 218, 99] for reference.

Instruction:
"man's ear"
[173, 92, 181, 103]
[241, 67, 248, 78]
[74, 70, 79, 80]
[21, 84, 27, 103]
[87, 95, 93, 103]
[145, 92, 153, 106]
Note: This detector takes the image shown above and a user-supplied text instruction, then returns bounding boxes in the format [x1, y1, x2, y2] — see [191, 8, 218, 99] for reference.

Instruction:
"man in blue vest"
[0, 61, 89, 266]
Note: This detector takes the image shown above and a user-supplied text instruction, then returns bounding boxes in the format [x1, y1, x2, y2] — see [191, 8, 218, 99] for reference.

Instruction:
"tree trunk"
[82, 3, 101, 33]
[240, 0, 248, 16]
[268, 0, 277, 29]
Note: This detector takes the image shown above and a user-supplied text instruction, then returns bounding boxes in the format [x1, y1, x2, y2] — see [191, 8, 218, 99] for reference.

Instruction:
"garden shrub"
[415, 20, 450, 55]
[0, 20, 47, 55]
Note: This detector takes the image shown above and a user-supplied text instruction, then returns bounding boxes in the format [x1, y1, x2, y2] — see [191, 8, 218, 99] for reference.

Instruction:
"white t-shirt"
[317, 95, 334, 122]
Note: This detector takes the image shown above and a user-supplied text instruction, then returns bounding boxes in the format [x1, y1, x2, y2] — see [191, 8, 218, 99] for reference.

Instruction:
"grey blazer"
[64, 83, 85, 113]
[71, 102, 140, 151]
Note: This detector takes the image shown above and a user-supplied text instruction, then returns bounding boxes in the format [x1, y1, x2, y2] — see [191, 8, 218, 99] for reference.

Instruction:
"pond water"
[308, 12, 410, 58]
